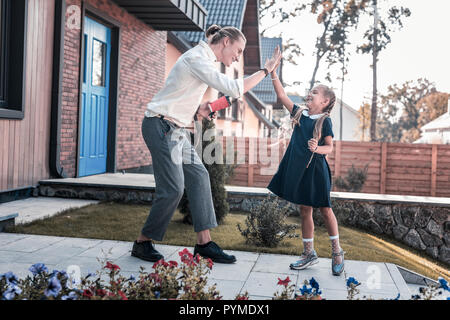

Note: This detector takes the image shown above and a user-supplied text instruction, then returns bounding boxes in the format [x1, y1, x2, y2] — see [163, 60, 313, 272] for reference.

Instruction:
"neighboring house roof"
[245, 90, 276, 129]
[252, 37, 283, 105]
[420, 112, 450, 131]
[414, 99, 450, 144]
[334, 98, 359, 116]
[179, 0, 248, 44]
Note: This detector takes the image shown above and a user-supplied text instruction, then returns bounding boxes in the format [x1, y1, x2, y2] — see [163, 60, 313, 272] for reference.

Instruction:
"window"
[92, 39, 106, 87]
[231, 69, 239, 121]
[0, 0, 8, 107]
[0, 0, 27, 119]
[218, 63, 227, 119]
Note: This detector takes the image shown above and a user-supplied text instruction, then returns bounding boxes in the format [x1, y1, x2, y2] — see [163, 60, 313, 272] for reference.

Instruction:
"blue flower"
[1, 272, 19, 285]
[154, 291, 161, 299]
[299, 284, 312, 296]
[346, 277, 360, 287]
[128, 274, 136, 282]
[50, 270, 67, 279]
[2, 285, 22, 300]
[61, 291, 78, 300]
[29, 263, 49, 276]
[309, 277, 322, 295]
[390, 293, 400, 300]
[438, 277, 449, 291]
[44, 276, 62, 298]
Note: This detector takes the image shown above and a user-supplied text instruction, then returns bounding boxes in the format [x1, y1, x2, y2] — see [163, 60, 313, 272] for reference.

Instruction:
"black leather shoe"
[194, 241, 236, 264]
[131, 240, 164, 262]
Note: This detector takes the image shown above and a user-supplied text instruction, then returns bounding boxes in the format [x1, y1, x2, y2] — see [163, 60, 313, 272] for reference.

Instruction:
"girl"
[267, 70, 345, 276]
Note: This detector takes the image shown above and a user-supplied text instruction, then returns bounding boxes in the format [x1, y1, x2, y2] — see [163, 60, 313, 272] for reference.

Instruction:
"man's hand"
[196, 102, 213, 121]
[264, 45, 282, 73]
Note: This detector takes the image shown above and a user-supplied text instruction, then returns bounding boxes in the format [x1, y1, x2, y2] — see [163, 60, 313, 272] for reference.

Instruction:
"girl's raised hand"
[265, 46, 282, 73]
[308, 138, 318, 152]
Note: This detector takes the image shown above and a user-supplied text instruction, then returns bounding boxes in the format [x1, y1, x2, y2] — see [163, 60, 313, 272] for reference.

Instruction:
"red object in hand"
[210, 96, 231, 112]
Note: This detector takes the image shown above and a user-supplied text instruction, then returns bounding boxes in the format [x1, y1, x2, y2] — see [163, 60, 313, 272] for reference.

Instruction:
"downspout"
[49, 0, 67, 178]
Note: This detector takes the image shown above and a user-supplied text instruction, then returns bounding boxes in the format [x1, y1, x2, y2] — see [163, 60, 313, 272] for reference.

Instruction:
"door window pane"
[92, 39, 106, 87]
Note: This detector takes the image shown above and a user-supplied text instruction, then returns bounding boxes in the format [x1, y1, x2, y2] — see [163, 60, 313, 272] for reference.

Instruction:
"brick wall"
[61, 0, 166, 177]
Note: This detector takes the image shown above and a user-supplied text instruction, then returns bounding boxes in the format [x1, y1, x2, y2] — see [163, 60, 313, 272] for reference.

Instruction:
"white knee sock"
[302, 238, 314, 255]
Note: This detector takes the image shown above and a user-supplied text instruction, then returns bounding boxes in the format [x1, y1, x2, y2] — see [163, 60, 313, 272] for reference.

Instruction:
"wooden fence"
[218, 137, 450, 197]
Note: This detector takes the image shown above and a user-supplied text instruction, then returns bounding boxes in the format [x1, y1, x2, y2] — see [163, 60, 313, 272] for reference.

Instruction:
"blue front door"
[79, 17, 111, 177]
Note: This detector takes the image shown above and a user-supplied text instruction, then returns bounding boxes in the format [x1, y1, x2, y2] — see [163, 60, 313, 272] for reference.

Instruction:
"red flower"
[118, 290, 128, 300]
[235, 295, 249, 300]
[168, 260, 178, 268]
[150, 272, 162, 284]
[152, 259, 168, 269]
[277, 276, 291, 287]
[82, 289, 93, 298]
[96, 289, 107, 297]
[104, 261, 120, 271]
[179, 248, 195, 265]
[206, 258, 214, 269]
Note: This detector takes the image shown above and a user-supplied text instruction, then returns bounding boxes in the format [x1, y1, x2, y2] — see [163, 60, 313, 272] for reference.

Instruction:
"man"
[132, 25, 282, 264]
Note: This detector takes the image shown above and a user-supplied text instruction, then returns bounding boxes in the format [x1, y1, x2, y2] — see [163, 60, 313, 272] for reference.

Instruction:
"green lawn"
[6, 201, 449, 280]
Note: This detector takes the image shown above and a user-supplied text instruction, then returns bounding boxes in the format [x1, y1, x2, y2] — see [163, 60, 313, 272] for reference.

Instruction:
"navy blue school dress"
[268, 107, 334, 208]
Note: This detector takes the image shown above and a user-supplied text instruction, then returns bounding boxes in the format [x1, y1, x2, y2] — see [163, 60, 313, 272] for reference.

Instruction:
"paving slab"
[242, 271, 298, 298]
[0, 197, 99, 225]
[2, 235, 66, 253]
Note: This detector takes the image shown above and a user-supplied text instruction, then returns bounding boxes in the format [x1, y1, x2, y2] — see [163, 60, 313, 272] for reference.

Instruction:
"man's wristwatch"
[260, 68, 269, 77]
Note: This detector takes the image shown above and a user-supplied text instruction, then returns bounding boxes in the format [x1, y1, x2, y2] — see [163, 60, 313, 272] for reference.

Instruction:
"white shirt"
[145, 41, 244, 127]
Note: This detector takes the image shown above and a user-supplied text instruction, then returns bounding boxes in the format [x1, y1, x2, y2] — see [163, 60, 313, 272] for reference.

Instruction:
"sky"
[259, 0, 450, 110]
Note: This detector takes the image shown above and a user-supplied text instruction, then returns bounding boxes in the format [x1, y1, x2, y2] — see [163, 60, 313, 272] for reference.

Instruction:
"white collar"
[199, 40, 217, 62]
[302, 109, 325, 119]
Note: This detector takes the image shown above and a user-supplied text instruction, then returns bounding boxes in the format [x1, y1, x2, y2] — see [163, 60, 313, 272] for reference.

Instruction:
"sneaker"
[194, 241, 236, 264]
[331, 249, 345, 276]
[289, 250, 319, 270]
[131, 240, 164, 262]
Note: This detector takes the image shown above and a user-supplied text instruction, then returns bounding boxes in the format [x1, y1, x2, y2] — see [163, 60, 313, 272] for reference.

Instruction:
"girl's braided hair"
[205, 24, 247, 45]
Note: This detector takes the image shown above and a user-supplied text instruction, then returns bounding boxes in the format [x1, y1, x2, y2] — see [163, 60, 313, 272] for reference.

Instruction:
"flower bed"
[1, 249, 449, 300]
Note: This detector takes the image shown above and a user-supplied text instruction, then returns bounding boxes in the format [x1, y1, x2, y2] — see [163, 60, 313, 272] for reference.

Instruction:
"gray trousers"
[141, 116, 218, 241]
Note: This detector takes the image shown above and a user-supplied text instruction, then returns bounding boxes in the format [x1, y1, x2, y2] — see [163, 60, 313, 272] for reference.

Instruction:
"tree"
[357, 0, 411, 141]
[416, 92, 450, 128]
[357, 102, 371, 141]
[376, 78, 448, 143]
[260, 0, 369, 91]
[259, 0, 305, 36]
[308, 0, 370, 90]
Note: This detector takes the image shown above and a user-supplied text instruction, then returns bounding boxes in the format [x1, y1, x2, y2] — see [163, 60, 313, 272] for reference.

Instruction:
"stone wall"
[229, 195, 450, 266]
[38, 182, 450, 266]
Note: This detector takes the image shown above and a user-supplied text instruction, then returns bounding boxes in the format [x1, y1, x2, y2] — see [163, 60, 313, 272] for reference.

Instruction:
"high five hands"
[265, 45, 282, 74]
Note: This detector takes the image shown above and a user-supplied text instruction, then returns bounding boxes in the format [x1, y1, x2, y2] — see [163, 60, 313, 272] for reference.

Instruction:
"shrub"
[334, 163, 369, 193]
[180, 119, 231, 225]
[237, 195, 299, 247]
